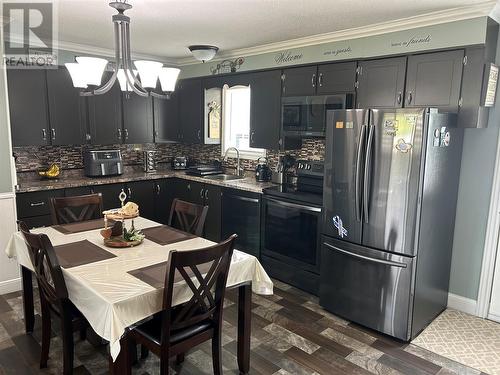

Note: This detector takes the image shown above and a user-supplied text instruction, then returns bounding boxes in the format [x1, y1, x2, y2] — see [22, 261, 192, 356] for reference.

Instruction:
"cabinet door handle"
[311, 73, 316, 88]
[250, 131, 255, 145]
[51, 129, 56, 141]
[127, 187, 132, 198]
[200, 188, 205, 198]
[197, 129, 201, 140]
[407, 92, 413, 105]
[42, 129, 47, 141]
[155, 183, 161, 195]
[397, 92, 402, 105]
[117, 128, 122, 140]
[205, 189, 209, 200]
[318, 73, 323, 87]
[30, 202, 45, 207]
[124, 129, 129, 140]
[187, 183, 191, 190]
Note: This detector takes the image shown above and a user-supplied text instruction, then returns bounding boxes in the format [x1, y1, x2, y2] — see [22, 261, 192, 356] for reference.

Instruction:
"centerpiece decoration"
[100, 189, 145, 248]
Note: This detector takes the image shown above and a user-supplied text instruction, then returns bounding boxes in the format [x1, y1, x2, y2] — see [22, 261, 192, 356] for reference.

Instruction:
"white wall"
[0, 18, 21, 295]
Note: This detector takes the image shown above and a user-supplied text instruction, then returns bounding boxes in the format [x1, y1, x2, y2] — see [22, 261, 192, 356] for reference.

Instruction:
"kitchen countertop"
[15, 169, 276, 194]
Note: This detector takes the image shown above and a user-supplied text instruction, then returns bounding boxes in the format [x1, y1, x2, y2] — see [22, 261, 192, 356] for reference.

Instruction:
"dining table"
[5, 216, 274, 374]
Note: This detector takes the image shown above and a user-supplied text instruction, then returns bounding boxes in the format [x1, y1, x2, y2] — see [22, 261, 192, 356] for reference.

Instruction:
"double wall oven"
[261, 161, 324, 295]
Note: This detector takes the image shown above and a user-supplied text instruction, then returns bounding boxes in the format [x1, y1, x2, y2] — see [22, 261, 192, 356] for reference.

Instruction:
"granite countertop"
[15, 168, 276, 194]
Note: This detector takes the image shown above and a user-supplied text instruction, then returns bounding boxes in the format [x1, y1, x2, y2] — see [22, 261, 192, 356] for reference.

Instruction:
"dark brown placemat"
[128, 261, 213, 289]
[54, 240, 116, 268]
[142, 225, 196, 246]
[53, 219, 107, 235]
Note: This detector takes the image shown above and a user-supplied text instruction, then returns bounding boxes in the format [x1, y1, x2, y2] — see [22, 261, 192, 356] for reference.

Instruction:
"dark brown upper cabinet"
[7, 69, 50, 146]
[356, 57, 407, 109]
[46, 68, 87, 145]
[405, 50, 464, 111]
[122, 94, 154, 144]
[317, 62, 357, 94]
[88, 73, 123, 145]
[282, 66, 317, 96]
[153, 92, 179, 143]
[249, 70, 282, 150]
[178, 78, 203, 144]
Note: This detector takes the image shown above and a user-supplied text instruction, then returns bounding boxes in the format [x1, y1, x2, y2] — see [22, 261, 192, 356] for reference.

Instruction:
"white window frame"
[221, 84, 266, 160]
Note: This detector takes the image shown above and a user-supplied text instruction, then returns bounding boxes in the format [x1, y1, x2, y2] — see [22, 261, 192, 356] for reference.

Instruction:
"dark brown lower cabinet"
[168, 179, 221, 242]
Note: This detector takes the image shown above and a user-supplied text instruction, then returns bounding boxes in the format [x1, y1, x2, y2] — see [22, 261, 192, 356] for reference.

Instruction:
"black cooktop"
[263, 184, 323, 206]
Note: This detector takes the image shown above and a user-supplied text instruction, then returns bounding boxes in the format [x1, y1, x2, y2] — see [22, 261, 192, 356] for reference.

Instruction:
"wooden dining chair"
[18, 221, 89, 375]
[50, 193, 103, 225]
[125, 234, 237, 375]
[168, 198, 209, 237]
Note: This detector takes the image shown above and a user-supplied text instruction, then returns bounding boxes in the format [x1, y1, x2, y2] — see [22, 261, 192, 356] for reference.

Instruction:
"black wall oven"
[282, 93, 353, 137]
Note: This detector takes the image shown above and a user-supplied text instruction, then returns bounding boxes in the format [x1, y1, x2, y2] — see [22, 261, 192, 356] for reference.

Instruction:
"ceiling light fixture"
[188, 45, 219, 63]
[65, 0, 180, 99]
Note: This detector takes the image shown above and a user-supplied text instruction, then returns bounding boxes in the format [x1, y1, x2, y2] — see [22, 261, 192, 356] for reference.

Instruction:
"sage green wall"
[180, 17, 487, 78]
[0, 31, 14, 194]
[449, 31, 500, 301]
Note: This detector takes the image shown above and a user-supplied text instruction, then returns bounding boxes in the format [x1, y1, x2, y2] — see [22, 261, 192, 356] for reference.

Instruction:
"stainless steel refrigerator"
[320, 108, 464, 341]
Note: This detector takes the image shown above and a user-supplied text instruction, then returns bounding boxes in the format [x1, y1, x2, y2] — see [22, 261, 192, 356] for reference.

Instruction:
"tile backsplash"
[13, 139, 325, 173]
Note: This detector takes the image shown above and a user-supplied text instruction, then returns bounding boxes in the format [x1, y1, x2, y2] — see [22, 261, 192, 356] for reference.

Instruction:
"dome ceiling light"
[188, 45, 219, 63]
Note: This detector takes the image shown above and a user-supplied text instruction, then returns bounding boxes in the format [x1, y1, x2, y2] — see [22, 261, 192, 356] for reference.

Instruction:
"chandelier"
[65, 1, 180, 99]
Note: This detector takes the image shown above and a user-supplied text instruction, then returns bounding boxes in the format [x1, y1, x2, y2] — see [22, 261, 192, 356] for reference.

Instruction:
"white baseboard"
[488, 312, 500, 323]
[0, 277, 21, 295]
[447, 292, 478, 315]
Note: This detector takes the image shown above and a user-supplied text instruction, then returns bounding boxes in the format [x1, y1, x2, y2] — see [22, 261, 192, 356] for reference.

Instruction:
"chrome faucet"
[223, 147, 242, 177]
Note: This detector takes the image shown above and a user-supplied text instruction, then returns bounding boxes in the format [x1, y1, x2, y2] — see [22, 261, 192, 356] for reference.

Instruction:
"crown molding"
[177, 1, 497, 66]
[56, 40, 179, 65]
[4, 33, 178, 65]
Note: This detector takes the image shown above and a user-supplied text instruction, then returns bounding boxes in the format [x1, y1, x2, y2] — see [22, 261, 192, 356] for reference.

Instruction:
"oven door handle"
[324, 242, 407, 268]
[265, 197, 321, 213]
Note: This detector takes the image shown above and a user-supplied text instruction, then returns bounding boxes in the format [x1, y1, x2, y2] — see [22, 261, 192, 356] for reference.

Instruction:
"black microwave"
[282, 94, 353, 137]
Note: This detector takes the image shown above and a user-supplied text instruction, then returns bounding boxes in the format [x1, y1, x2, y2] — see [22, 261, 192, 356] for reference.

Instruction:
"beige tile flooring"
[412, 309, 500, 375]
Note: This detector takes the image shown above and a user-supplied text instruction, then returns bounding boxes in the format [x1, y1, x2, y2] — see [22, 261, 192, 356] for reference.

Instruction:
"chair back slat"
[160, 234, 237, 342]
[18, 221, 69, 303]
[50, 193, 103, 225]
[168, 198, 208, 237]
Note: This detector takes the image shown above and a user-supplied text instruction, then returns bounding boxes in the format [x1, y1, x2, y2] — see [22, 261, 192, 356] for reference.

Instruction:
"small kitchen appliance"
[186, 165, 223, 177]
[143, 151, 156, 173]
[172, 156, 188, 170]
[84, 150, 123, 177]
[255, 157, 272, 182]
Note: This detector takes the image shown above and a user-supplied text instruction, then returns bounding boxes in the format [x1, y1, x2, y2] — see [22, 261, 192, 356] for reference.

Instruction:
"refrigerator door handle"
[363, 124, 375, 223]
[355, 124, 367, 222]
[324, 242, 407, 268]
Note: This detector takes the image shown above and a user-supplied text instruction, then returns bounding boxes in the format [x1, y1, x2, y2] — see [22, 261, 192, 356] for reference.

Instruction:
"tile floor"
[0, 279, 491, 375]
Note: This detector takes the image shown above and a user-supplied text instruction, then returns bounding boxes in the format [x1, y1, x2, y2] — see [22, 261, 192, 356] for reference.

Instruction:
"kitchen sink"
[203, 174, 244, 181]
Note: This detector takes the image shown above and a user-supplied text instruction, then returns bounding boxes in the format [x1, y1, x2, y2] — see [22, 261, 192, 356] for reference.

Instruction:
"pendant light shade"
[134, 60, 163, 89]
[159, 67, 181, 92]
[117, 68, 138, 91]
[74, 56, 108, 86]
[65, 63, 88, 88]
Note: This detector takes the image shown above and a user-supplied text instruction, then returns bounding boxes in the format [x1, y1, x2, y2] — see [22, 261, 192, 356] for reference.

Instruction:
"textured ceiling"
[46, 0, 497, 60]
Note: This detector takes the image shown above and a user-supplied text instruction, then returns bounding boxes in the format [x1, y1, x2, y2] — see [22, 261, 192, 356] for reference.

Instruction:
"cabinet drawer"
[21, 215, 53, 229]
[16, 190, 64, 218]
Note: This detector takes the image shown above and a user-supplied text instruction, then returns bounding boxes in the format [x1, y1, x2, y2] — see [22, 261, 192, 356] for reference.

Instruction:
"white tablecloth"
[5, 217, 273, 361]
